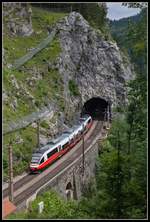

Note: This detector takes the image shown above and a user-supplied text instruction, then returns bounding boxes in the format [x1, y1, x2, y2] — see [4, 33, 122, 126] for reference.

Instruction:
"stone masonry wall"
[37, 141, 99, 201]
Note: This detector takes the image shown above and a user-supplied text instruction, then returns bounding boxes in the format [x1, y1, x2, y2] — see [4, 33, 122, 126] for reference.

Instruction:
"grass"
[3, 66, 64, 179]
[68, 80, 80, 96]
[3, 24, 63, 124]
[3, 6, 67, 65]
[3, 6, 68, 178]
[40, 120, 50, 129]
[3, 125, 37, 180]
[24, 37, 61, 68]
[32, 6, 68, 32]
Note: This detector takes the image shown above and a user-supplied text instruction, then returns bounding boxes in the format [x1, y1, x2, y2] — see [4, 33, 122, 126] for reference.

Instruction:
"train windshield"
[31, 153, 42, 163]
[47, 141, 55, 145]
[63, 131, 69, 134]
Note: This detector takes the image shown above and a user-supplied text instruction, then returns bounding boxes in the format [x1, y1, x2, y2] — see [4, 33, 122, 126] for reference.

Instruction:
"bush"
[68, 80, 79, 96]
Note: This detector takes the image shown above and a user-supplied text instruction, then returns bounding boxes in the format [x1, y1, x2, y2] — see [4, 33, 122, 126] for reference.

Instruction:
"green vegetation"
[3, 126, 37, 180]
[78, 3, 107, 32]
[68, 80, 80, 96]
[22, 37, 61, 69]
[8, 190, 85, 219]
[77, 4, 147, 219]
[3, 67, 63, 178]
[3, 5, 65, 124]
[109, 7, 147, 73]
[78, 3, 112, 41]
[78, 111, 146, 219]
[3, 6, 67, 64]
[32, 6, 68, 32]
[31, 3, 110, 39]
[3, 6, 67, 179]
[40, 120, 50, 129]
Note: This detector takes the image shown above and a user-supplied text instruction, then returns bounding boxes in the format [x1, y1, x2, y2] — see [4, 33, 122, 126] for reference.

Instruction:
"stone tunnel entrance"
[81, 97, 111, 121]
[65, 182, 73, 200]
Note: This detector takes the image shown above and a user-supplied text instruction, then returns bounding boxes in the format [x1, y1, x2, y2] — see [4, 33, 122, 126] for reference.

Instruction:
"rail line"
[3, 174, 37, 198]
[3, 120, 104, 206]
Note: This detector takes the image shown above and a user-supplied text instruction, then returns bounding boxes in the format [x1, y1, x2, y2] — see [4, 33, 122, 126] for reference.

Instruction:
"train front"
[29, 152, 42, 173]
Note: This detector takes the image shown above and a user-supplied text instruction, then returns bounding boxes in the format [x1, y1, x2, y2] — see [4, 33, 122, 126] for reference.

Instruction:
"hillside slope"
[3, 5, 68, 179]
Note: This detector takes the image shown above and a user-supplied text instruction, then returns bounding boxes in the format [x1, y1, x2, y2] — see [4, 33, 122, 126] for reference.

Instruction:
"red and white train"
[29, 115, 92, 173]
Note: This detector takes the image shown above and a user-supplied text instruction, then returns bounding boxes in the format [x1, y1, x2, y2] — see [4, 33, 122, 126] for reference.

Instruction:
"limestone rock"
[31, 122, 37, 128]
[3, 3, 34, 37]
[18, 23, 33, 37]
[39, 135, 48, 146]
[10, 75, 20, 89]
[15, 136, 24, 144]
[10, 98, 18, 111]
[3, 90, 9, 103]
[56, 12, 135, 109]
[3, 11, 135, 138]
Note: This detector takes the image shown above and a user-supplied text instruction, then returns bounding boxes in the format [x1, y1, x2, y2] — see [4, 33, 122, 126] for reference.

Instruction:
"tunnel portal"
[66, 182, 73, 200]
[81, 97, 110, 121]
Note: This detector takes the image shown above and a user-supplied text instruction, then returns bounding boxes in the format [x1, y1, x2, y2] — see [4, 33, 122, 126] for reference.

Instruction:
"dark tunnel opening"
[81, 97, 110, 121]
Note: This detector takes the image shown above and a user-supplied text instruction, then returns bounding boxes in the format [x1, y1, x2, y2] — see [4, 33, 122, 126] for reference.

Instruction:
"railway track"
[3, 174, 37, 198]
[3, 120, 104, 206]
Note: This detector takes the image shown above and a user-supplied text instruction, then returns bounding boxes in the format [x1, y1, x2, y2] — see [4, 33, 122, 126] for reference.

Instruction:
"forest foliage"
[93, 3, 147, 219]
[32, 3, 108, 33]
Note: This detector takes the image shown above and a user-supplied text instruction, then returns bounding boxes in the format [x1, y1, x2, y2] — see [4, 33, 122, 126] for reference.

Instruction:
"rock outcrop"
[3, 10, 135, 135]
[56, 12, 134, 109]
[3, 3, 33, 36]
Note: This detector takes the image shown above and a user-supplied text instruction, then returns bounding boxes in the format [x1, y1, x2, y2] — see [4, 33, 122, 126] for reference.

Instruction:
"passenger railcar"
[30, 115, 92, 172]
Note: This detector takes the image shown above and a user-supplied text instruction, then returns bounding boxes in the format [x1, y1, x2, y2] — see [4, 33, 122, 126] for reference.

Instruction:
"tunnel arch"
[81, 97, 110, 121]
[65, 182, 73, 200]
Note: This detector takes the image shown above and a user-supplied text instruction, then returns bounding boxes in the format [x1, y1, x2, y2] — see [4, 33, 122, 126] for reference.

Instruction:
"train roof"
[32, 152, 43, 156]
[81, 114, 91, 120]
[63, 128, 74, 134]
[81, 114, 91, 118]
[32, 133, 70, 157]
[47, 140, 56, 145]
[51, 133, 69, 144]
[72, 124, 82, 134]
[34, 146, 50, 154]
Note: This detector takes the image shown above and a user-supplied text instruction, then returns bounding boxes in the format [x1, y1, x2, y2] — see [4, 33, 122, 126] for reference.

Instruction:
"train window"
[31, 152, 42, 163]
[70, 138, 74, 143]
[47, 148, 58, 158]
[62, 142, 69, 150]
[47, 152, 51, 158]
[88, 119, 91, 123]
[81, 129, 84, 134]
[40, 157, 44, 164]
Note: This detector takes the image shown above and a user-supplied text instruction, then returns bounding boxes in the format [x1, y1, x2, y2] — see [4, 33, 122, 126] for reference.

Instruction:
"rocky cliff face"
[55, 12, 134, 110]
[3, 2, 33, 36]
